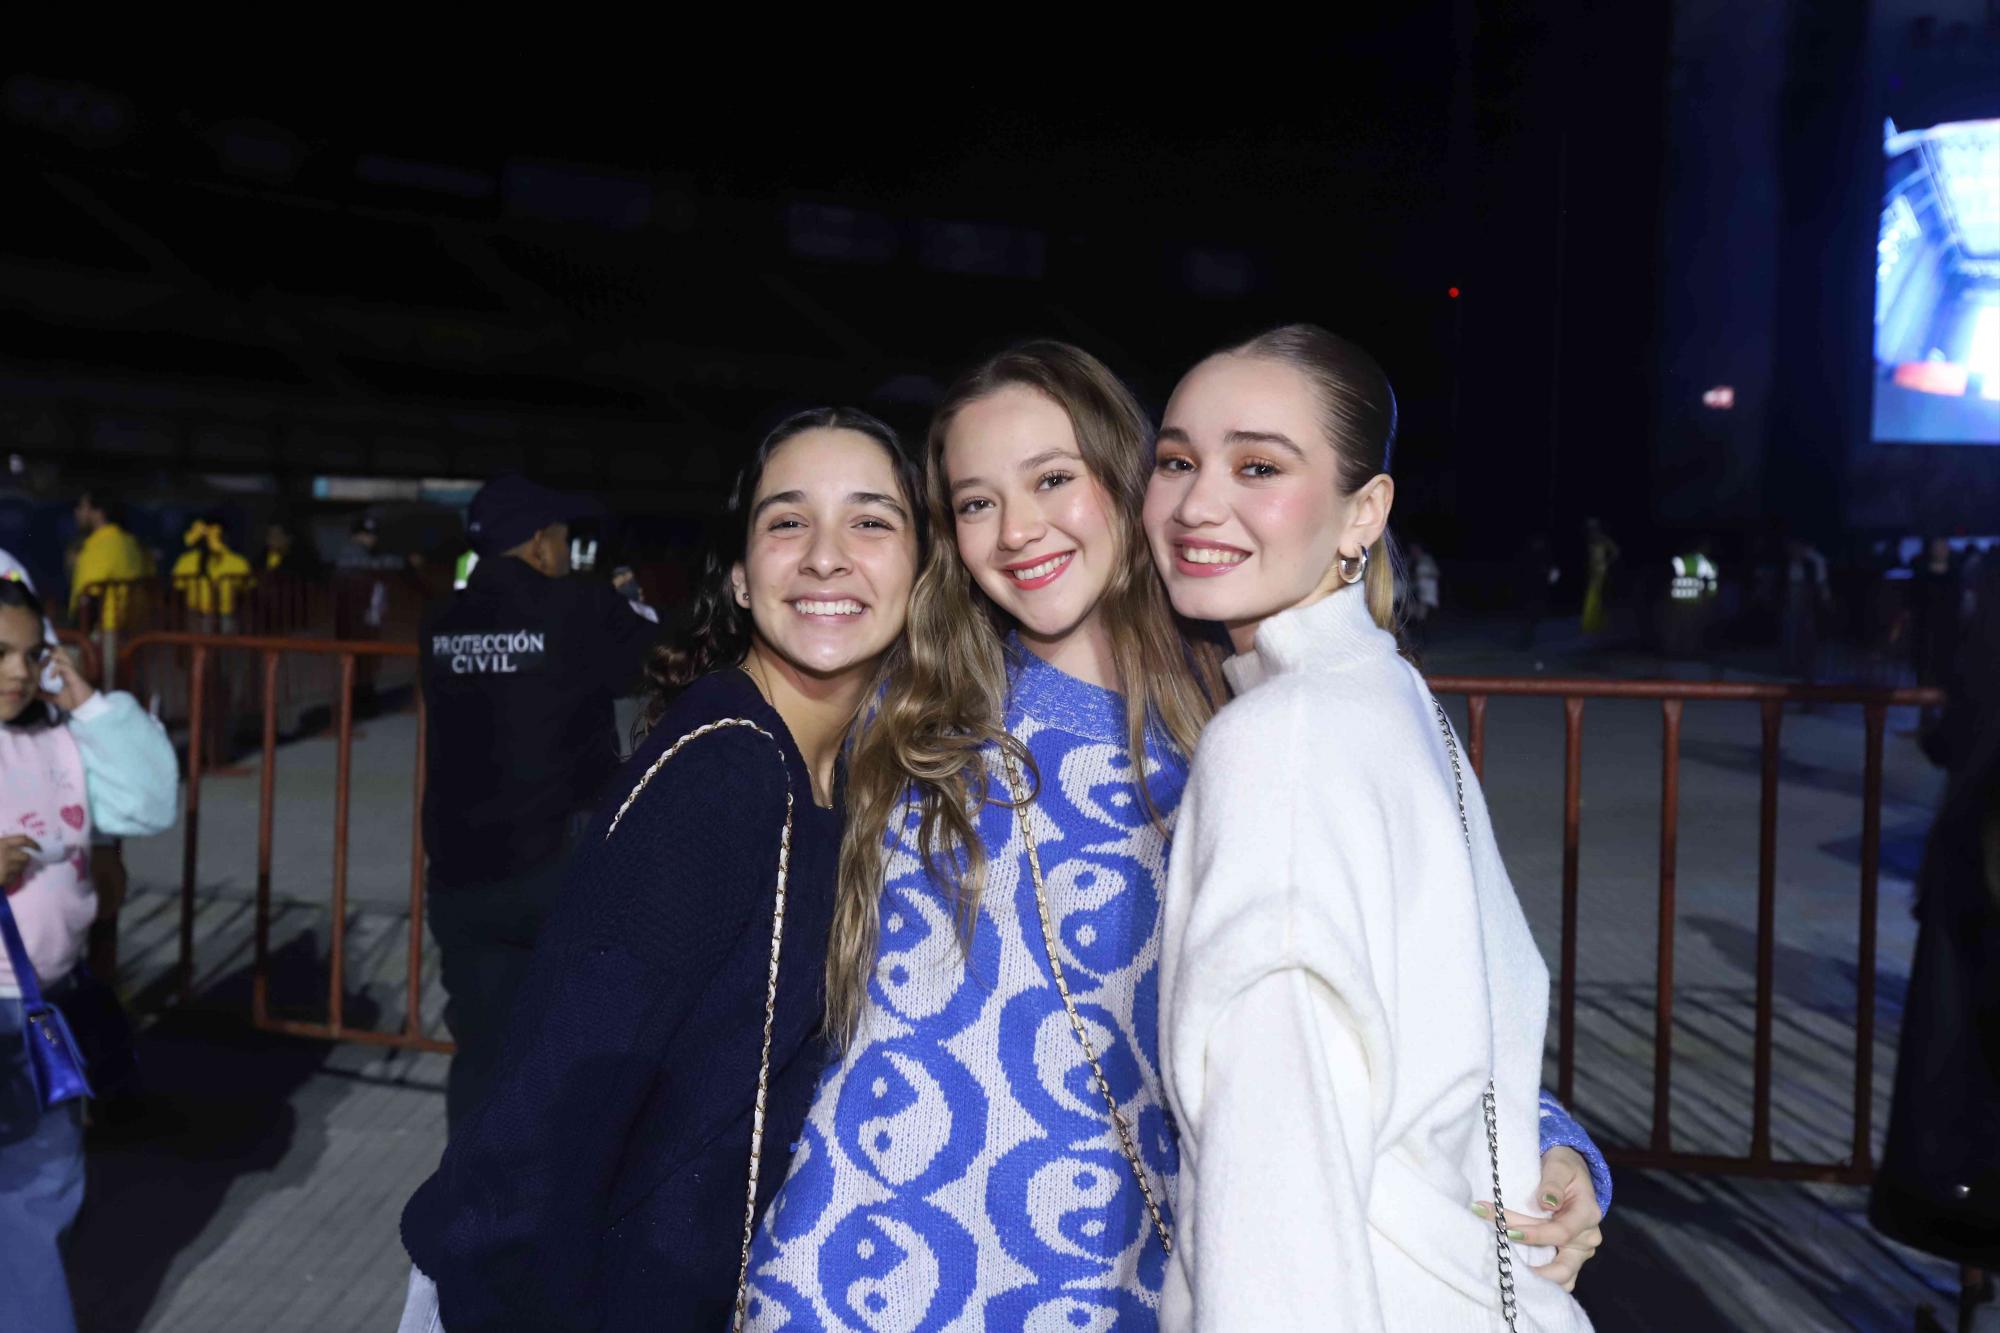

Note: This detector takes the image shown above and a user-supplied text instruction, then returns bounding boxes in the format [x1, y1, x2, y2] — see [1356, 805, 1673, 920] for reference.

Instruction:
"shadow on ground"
[68, 936, 375, 1333]
[1684, 913, 1912, 1018]
[1577, 1168, 1949, 1331]
[1573, 1172, 1743, 1329]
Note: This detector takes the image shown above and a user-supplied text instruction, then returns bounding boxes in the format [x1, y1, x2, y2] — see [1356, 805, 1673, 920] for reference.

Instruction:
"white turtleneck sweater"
[1158, 586, 1592, 1331]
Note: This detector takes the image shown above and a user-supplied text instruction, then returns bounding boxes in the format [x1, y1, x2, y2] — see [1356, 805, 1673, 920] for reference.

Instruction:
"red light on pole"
[1447, 286, 1461, 299]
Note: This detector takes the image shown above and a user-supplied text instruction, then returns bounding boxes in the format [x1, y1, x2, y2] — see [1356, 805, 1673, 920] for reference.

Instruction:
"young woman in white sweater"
[1146, 325, 1596, 1330]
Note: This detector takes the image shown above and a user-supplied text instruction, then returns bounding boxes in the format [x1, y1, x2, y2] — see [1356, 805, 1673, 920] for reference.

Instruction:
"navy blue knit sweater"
[400, 669, 842, 1330]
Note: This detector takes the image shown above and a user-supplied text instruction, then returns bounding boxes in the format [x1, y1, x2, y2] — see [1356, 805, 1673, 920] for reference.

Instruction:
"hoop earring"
[1338, 547, 1369, 586]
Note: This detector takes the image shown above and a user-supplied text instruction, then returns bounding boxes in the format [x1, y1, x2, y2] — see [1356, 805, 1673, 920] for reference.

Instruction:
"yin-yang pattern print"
[745, 648, 1186, 1331]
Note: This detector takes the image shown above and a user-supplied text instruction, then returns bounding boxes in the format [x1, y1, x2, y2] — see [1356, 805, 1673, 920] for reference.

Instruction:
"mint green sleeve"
[68, 691, 180, 837]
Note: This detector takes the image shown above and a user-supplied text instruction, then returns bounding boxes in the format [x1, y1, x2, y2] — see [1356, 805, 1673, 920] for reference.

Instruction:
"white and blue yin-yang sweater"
[746, 643, 1183, 1330]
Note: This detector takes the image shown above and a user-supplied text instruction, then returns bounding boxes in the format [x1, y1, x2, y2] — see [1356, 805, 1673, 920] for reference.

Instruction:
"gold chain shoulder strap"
[602, 717, 795, 1333]
[1431, 698, 1519, 1332]
[997, 745, 1173, 1256]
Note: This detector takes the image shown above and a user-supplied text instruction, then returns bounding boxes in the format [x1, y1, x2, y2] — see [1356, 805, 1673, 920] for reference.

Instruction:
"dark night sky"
[27, 31, 1467, 263]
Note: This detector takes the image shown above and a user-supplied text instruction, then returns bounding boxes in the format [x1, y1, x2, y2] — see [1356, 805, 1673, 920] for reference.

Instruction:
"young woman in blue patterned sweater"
[744, 343, 1611, 1330]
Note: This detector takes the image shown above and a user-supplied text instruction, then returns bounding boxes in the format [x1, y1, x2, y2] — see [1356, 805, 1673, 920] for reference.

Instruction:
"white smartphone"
[42, 638, 68, 696]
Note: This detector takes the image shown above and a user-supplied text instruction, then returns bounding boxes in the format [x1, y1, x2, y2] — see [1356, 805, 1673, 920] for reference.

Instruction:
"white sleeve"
[68, 691, 180, 838]
[1184, 965, 1384, 1331]
[1163, 686, 1402, 1331]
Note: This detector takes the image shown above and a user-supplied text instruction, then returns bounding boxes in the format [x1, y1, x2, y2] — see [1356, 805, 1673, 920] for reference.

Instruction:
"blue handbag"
[0, 890, 93, 1108]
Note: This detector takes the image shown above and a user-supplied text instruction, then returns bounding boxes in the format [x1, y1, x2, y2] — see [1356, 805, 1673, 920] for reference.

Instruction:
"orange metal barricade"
[122, 631, 449, 1054]
[1429, 675, 1944, 1185]
[76, 573, 428, 641]
[126, 634, 1950, 1180]
[81, 573, 438, 762]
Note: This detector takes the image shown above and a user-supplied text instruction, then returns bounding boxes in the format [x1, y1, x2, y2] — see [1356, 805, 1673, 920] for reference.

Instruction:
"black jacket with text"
[420, 556, 660, 887]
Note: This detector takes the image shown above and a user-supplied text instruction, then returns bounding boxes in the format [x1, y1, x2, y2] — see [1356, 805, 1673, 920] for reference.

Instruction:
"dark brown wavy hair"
[639, 406, 924, 736]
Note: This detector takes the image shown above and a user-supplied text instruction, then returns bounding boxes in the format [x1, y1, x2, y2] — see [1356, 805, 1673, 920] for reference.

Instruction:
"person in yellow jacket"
[69, 491, 154, 690]
[172, 516, 254, 623]
[71, 491, 153, 628]
[173, 515, 255, 767]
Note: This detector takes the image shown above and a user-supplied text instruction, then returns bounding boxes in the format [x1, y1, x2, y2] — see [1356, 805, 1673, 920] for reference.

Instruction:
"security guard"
[421, 475, 660, 1133]
[1663, 539, 1722, 664]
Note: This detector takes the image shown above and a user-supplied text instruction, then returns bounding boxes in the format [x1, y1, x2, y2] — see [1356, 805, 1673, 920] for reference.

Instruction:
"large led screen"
[1873, 118, 2000, 445]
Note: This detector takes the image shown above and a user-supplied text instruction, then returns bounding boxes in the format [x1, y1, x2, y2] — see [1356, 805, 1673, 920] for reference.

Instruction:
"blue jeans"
[0, 992, 85, 1333]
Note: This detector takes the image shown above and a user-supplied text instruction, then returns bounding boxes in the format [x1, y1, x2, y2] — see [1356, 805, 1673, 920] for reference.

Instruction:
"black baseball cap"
[467, 476, 604, 557]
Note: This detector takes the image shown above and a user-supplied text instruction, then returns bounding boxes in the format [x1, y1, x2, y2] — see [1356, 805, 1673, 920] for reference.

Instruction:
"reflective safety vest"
[1670, 553, 1719, 601]
[453, 550, 479, 591]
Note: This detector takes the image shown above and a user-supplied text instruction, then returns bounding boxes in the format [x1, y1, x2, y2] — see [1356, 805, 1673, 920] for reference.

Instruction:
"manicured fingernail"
[1470, 1202, 1491, 1219]
[1542, 1193, 1561, 1209]
[1507, 1228, 1525, 1242]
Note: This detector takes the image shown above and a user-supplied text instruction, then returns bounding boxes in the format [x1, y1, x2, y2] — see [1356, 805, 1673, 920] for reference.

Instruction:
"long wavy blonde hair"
[825, 341, 1224, 1048]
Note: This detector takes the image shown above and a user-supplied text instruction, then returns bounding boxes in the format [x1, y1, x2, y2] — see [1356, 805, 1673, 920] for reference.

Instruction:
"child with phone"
[0, 572, 177, 1333]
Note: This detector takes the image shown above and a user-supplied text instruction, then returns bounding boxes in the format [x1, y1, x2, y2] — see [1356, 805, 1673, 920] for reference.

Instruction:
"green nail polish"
[1542, 1193, 1561, 1209]
[1507, 1228, 1525, 1242]
[1470, 1202, 1490, 1219]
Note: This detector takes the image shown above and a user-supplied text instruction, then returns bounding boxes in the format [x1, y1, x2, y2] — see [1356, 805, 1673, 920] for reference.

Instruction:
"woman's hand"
[43, 649, 95, 714]
[0, 834, 42, 889]
[1475, 1146, 1604, 1292]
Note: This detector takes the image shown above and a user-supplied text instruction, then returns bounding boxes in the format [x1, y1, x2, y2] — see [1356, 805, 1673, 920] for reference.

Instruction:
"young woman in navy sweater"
[399, 409, 923, 1331]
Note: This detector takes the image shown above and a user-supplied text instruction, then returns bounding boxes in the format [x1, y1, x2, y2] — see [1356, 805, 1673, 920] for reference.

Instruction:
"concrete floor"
[61, 625, 1972, 1331]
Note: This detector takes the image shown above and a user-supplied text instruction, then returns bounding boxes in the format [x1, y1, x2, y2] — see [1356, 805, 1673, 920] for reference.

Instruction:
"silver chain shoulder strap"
[997, 745, 1174, 1256]
[603, 717, 795, 1333]
[1431, 698, 1520, 1332]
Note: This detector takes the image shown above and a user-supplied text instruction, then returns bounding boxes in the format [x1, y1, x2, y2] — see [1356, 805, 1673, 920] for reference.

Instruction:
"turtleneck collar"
[1222, 584, 1395, 694]
[1004, 635, 1128, 744]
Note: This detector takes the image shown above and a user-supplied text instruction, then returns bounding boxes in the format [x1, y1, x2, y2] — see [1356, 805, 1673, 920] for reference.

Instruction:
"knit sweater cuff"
[1537, 1090, 1613, 1215]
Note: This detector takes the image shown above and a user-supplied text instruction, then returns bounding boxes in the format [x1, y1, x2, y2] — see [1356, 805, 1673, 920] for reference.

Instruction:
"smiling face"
[0, 604, 45, 723]
[731, 427, 918, 683]
[1145, 353, 1391, 651]
[944, 384, 1122, 671]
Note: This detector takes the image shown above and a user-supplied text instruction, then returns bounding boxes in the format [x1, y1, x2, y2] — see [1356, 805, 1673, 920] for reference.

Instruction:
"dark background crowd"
[33, 485, 2000, 698]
